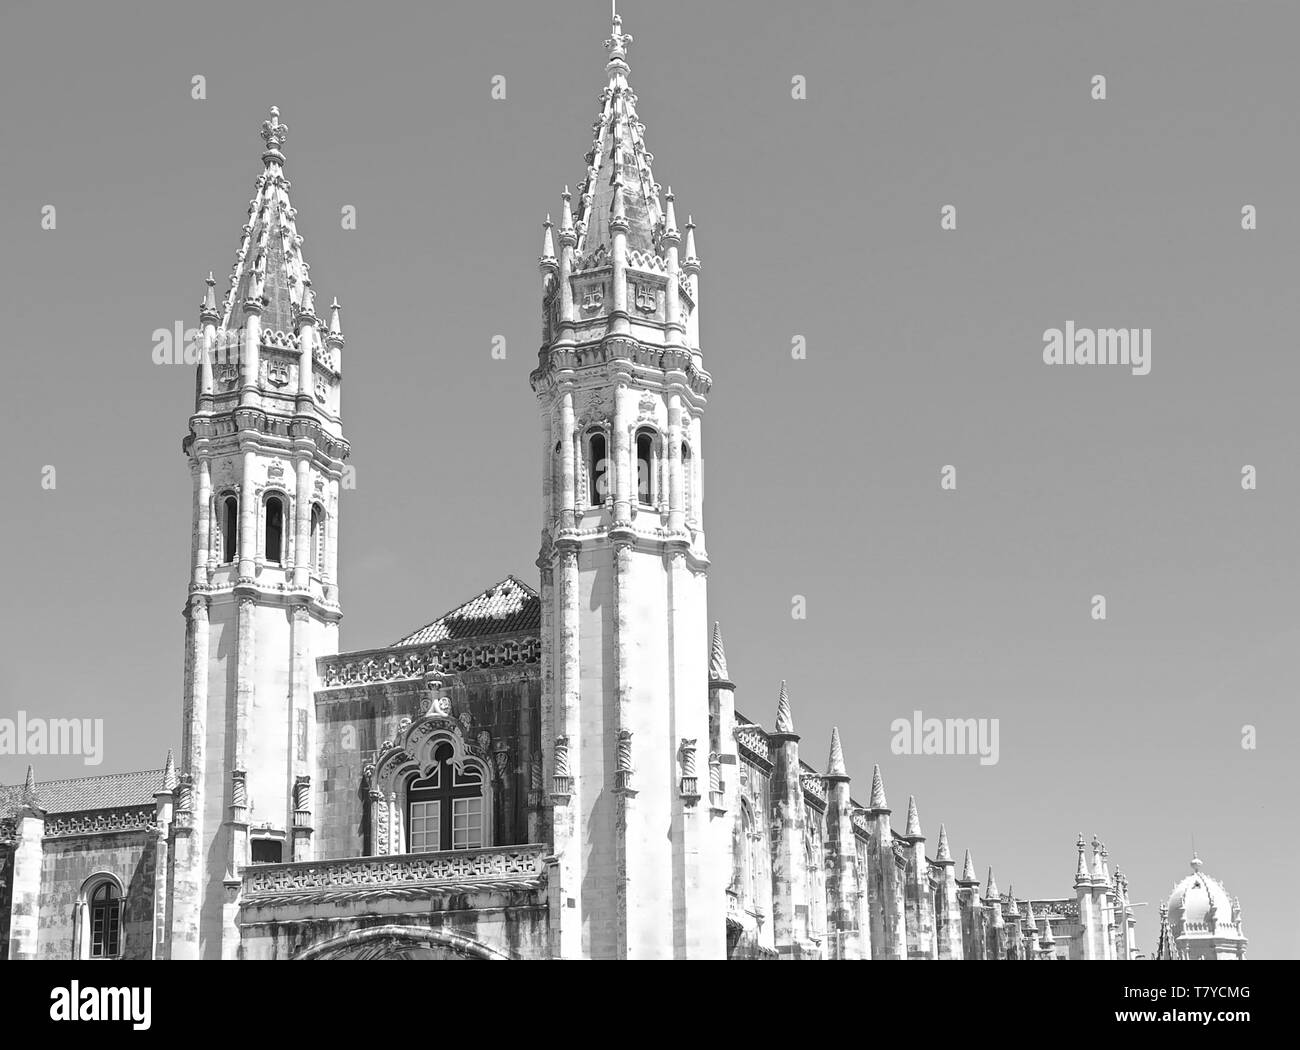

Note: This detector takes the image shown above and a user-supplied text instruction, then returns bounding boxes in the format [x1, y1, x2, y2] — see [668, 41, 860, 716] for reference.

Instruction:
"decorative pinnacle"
[774, 681, 794, 734]
[683, 216, 700, 271]
[936, 822, 952, 862]
[201, 272, 218, 318]
[663, 186, 679, 241]
[559, 186, 576, 239]
[604, 11, 632, 72]
[904, 795, 922, 838]
[161, 749, 178, 792]
[868, 764, 887, 811]
[259, 106, 289, 160]
[1075, 833, 1091, 883]
[539, 215, 557, 270]
[1024, 898, 1037, 924]
[708, 621, 729, 682]
[826, 727, 847, 777]
[985, 867, 999, 899]
[961, 849, 977, 883]
[21, 764, 38, 807]
[327, 297, 344, 344]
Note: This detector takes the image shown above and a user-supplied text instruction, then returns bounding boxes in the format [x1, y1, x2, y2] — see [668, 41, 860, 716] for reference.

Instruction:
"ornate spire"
[161, 749, 178, 792]
[985, 867, 999, 899]
[961, 849, 977, 883]
[1024, 898, 1037, 925]
[904, 795, 922, 838]
[573, 11, 665, 256]
[773, 680, 794, 734]
[1074, 832, 1091, 885]
[936, 822, 952, 863]
[868, 764, 887, 811]
[1005, 884, 1020, 916]
[708, 621, 729, 682]
[21, 764, 38, 808]
[201, 272, 218, 320]
[211, 106, 334, 338]
[826, 727, 847, 777]
[683, 216, 700, 271]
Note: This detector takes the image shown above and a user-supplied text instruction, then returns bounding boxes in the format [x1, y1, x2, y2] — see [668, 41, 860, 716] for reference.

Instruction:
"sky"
[1, 0, 1296, 958]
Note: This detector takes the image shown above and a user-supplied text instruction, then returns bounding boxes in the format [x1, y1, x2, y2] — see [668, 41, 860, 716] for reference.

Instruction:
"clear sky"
[1, 0, 1296, 958]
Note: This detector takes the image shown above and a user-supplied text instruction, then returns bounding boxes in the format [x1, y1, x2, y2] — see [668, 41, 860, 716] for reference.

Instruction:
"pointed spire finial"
[985, 867, 999, 899]
[904, 795, 922, 838]
[201, 272, 218, 318]
[708, 621, 729, 682]
[259, 105, 289, 162]
[936, 822, 952, 862]
[683, 215, 700, 271]
[773, 681, 794, 734]
[826, 727, 847, 777]
[328, 297, 343, 337]
[961, 848, 977, 883]
[21, 764, 38, 807]
[663, 186, 679, 242]
[162, 749, 178, 792]
[868, 764, 887, 810]
[540, 215, 557, 271]
[560, 186, 575, 239]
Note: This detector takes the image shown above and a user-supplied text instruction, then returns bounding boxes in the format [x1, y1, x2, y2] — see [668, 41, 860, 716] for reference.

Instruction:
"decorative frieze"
[42, 807, 156, 838]
[240, 843, 548, 904]
[734, 723, 771, 765]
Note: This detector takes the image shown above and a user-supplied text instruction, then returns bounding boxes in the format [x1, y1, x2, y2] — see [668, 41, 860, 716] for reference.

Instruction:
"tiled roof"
[390, 576, 540, 648]
[0, 768, 165, 818]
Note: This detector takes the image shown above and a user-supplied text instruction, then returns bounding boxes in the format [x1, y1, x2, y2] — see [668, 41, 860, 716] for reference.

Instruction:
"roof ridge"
[6, 766, 165, 790]
[389, 574, 541, 648]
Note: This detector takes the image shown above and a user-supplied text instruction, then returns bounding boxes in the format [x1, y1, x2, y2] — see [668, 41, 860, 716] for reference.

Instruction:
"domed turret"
[1164, 853, 1247, 960]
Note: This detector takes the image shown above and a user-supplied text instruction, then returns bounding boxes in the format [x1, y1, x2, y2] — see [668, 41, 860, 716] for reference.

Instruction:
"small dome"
[1166, 855, 1243, 941]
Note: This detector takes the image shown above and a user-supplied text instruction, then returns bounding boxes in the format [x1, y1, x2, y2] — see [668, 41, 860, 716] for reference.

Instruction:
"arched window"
[89, 881, 122, 959]
[264, 494, 285, 564]
[406, 741, 484, 853]
[635, 429, 655, 506]
[310, 503, 325, 575]
[588, 431, 608, 507]
[220, 494, 238, 563]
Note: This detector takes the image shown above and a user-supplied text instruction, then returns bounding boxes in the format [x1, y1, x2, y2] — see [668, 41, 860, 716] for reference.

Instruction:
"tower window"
[220, 494, 238, 563]
[89, 881, 122, 959]
[251, 839, 283, 864]
[406, 741, 485, 853]
[588, 432, 608, 506]
[310, 503, 324, 575]
[265, 495, 285, 564]
[636, 430, 655, 506]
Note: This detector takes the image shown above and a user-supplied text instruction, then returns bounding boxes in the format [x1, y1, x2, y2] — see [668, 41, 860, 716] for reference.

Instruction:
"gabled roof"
[0, 768, 165, 818]
[390, 576, 540, 648]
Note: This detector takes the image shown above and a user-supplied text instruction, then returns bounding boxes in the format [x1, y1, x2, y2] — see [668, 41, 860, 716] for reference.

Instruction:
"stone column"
[933, 825, 963, 959]
[768, 686, 805, 959]
[866, 767, 906, 960]
[822, 731, 864, 959]
[956, 851, 984, 960]
[7, 803, 45, 960]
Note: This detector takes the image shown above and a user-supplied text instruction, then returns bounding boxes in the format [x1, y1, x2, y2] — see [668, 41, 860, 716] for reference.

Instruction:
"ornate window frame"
[365, 702, 493, 856]
[75, 871, 125, 961]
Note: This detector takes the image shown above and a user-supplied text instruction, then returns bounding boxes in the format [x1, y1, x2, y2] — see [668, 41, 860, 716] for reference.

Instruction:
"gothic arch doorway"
[295, 925, 511, 960]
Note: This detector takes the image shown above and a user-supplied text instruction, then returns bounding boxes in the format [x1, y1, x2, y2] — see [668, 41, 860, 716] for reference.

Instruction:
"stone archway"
[295, 925, 512, 961]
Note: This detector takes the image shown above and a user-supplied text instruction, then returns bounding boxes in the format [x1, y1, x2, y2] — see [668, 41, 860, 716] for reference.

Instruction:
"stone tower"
[531, 13, 720, 959]
[170, 108, 350, 959]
